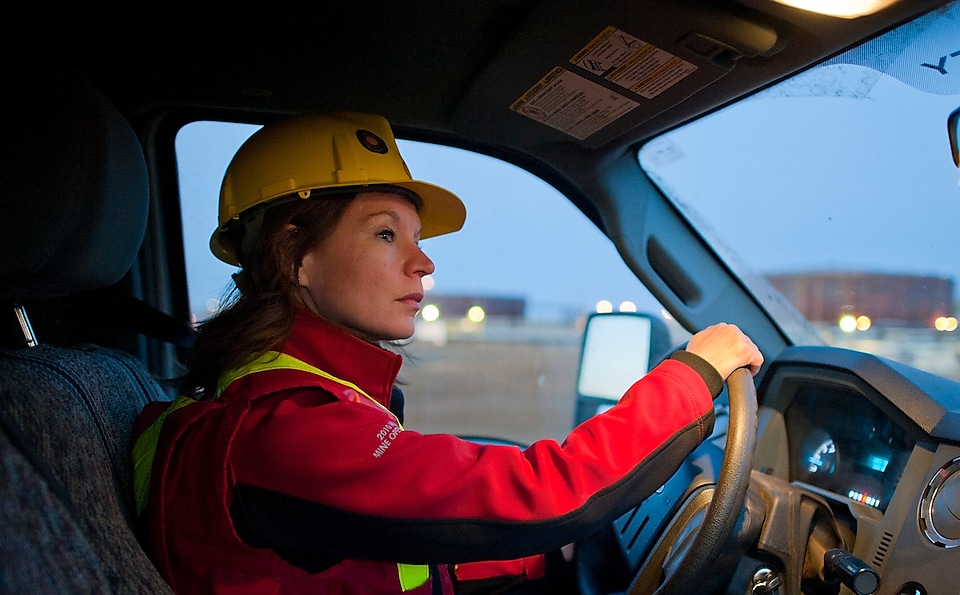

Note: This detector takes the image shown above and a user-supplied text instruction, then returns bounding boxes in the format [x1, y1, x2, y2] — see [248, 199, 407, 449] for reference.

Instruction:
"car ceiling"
[54, 0, 945, 164]
[15, 0, 947, 364]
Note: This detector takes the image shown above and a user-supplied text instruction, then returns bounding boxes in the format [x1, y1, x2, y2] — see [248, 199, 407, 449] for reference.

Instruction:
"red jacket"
[134, 310, 719, 594]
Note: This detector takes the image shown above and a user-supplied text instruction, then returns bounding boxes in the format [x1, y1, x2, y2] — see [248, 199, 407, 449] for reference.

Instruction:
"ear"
[297, 250, 316, 289]
[283, 224, 309, 287]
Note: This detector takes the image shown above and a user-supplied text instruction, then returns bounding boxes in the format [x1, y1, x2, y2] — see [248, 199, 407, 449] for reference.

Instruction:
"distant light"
[422, 275, 435, 291]
[839, 314, 858, 333]
[619, 301, 637, 312]
[767, 0, 899, 18]
[856, 315, 871, 331]
[467, 305, 486, 323]
[596, 300, 613, 313]
[935, 316, 958, 332]
[422, 304, 440, 322]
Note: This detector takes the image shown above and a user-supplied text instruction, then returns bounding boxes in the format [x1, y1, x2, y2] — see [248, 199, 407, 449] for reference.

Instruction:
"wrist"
[670, 350, 724, 398]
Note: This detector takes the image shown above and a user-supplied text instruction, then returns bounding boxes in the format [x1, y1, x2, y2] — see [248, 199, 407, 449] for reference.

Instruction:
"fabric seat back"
[0, 71, 174, 593]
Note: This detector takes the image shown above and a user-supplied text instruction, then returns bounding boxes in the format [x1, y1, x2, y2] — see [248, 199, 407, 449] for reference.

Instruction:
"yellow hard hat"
[210, 112, 466, 265]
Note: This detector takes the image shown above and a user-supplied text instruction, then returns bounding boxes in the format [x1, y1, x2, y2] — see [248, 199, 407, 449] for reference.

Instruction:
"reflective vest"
[133, 351, 432, 593]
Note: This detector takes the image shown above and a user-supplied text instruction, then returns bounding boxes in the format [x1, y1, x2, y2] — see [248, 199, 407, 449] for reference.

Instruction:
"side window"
[176, 121, 683, 444]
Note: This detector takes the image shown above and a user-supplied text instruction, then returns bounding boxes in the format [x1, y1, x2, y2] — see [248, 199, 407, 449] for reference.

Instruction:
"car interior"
[3, 1, 959, 594]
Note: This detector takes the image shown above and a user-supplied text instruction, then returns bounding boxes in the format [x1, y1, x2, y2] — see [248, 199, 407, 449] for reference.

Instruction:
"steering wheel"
[628, 367, 758, 595]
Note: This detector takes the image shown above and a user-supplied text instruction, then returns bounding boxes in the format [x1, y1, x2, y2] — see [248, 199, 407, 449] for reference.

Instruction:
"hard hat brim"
[391, 180, 466, 240]
[210, 180, 465, 267]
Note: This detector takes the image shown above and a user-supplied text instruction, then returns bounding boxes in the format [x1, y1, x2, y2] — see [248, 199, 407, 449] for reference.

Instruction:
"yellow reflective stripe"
[132, 394, 197, 516]
[133, 351, 401, 515]
[216, 351, 401, 425]
[217, 351, 369, 398]
[398, 563, 430, 591]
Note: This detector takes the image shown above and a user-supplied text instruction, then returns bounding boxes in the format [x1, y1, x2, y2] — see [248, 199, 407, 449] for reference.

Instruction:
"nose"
[410, 245, 435, 277]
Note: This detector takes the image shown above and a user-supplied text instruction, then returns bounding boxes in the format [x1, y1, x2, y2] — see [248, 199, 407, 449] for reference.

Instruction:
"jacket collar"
[281, 309, 403, 409]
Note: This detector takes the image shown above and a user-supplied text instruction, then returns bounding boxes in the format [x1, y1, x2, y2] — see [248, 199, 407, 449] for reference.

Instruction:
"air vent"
[626, 515, 650, 551]
[872, 531, 894, 568]
[616, 506, 651, 552]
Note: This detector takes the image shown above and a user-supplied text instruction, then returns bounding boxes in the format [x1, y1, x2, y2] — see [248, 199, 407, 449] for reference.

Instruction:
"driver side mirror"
[574, 312, 672, 426]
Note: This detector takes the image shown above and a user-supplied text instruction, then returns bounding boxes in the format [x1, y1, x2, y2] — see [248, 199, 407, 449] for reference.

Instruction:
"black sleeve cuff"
[669, 350, 724, 399]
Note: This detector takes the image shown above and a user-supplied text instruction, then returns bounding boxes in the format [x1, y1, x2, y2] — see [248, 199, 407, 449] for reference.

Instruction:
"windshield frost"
[640, 3, 960, 380]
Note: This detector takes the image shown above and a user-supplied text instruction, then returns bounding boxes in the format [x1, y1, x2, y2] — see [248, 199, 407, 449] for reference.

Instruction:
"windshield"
[640, 2, 960, 380]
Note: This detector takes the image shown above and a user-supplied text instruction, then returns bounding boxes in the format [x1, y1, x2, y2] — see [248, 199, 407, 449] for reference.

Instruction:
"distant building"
[767, 272, 954, 328]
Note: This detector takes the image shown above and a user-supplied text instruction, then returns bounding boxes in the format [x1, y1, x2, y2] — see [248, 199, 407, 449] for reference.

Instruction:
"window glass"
[176, 122, 682, 443]
[639, 4, 960, 380]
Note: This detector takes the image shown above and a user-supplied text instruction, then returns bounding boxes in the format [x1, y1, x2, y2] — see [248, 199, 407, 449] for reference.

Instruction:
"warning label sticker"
[571, 26, 697, 99]
[510, 67, 639, 140]
[511, 27, 697, 139]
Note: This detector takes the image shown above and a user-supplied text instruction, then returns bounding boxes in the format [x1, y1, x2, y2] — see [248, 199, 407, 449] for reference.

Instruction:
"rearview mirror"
[574, 312, 672, 426]
[949, 107, 960, 168]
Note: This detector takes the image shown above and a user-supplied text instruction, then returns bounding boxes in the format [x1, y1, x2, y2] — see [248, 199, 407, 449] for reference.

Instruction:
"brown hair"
[180, 193, 355, 397]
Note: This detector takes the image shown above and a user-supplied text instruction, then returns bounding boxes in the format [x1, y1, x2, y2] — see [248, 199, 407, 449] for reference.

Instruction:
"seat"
[0, 70, 175, 593]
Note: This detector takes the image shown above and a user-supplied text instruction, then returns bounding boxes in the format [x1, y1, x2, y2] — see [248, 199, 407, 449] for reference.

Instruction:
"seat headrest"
[0, 72, 149, 302]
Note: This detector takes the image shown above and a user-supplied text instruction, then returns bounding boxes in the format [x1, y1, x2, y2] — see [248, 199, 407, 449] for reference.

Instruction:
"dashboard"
[753, 347, 960, 593]
[784, 382, 915, 512]
[590, 345, 960, 595]
[756, 346, 960, 513]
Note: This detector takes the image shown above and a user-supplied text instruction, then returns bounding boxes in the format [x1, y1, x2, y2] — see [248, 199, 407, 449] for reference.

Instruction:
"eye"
[377, 228, 396, 242]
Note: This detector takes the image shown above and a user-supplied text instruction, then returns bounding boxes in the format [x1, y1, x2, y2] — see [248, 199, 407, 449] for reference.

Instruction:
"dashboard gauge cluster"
[785, 383, 916, 512]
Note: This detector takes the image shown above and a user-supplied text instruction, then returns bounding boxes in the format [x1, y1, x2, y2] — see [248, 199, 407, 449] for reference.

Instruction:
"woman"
[133, 112, 763, 594]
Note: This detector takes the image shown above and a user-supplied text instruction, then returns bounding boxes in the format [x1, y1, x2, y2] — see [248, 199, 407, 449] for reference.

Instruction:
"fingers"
[686, 323, 764, 379]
